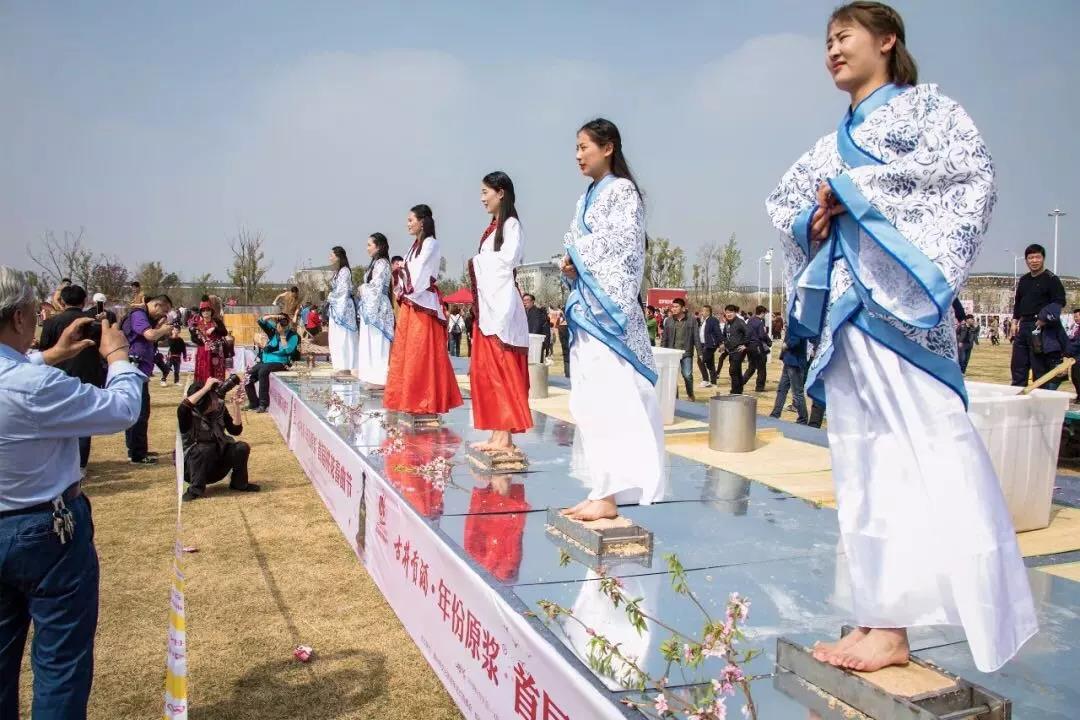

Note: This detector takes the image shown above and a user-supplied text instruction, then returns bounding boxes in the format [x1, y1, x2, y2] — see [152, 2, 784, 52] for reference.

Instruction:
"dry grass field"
[16, 339, 1059, 719]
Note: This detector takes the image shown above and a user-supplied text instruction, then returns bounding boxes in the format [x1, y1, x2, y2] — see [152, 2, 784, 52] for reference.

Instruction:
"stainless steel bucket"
[528, 363, 549, 399]
[708, 395, 757, 452]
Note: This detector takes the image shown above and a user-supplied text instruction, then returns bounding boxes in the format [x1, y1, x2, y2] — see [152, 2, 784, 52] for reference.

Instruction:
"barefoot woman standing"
[767, 1, 1035, 673]
[560, 119, 664, 522]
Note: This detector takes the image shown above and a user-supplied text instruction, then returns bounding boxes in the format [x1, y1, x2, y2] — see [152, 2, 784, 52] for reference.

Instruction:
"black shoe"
[230, 483, 261, 492]
[254, 407, 268, 414]
[247, 403, 259, 411]
[181, 490, 200, 502]
[769, 412, 780, 419]
[130, 456, 158, 465]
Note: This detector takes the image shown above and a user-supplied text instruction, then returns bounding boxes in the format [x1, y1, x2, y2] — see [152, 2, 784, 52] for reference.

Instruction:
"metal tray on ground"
[543, 522, 654, 573]
[358, 382, 385, 397]
[774, 633, 1010, 720]
[544, 508, 654, 558]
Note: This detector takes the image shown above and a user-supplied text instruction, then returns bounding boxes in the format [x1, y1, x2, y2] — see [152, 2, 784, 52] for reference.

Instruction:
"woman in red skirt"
[384, 204, 463, 416]
[190, 298, 228, 385]
[469, 172, 532, 452]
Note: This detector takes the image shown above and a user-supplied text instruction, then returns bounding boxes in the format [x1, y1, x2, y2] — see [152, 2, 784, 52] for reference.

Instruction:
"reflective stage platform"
[274, 370, 1080, 719]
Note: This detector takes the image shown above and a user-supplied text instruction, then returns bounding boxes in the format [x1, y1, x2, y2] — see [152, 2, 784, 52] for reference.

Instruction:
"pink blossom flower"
[683, 643, 694, 663]
[653, 693, 669, 714]
[712, 697, 728, 719]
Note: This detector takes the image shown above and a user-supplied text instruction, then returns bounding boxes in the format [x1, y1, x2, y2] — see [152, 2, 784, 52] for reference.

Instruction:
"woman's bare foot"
[813, 627, 868, 664]
[470, 440, 496, 451]
[568, 497, 619, 522]
[835, 628, 910, 672]
[560, 499, 589, 517]
[487, 431, 515, 453]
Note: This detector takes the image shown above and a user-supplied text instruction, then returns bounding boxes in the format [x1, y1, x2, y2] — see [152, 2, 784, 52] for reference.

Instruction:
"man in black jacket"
[695, 304, 722, 387]
[661, 297, 697, 400]
[1010, 244, 1068, 387]
[523, 294, 550, 361]
[741, 305, 772, 392]
[179, 378, 260, 501]
[38, 284, 106, 470]
[721, 305, 749, 394]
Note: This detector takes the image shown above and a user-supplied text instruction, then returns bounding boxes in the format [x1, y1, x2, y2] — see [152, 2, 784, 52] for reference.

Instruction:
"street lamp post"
[1049, 209, 1066, 275]
[764, 248, 774, 320]
[1006, 249, 1021, 286]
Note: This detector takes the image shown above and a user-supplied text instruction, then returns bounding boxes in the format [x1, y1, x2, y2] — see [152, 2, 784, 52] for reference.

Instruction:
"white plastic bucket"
[528, 333, 546, 364]
[651, 347, 684, 425]
[966, 381, 1070, 532]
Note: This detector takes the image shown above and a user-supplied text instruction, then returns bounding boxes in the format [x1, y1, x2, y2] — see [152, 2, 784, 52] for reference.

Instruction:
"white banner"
[276, 385, 624, 720]
[268, 373, 294, 444]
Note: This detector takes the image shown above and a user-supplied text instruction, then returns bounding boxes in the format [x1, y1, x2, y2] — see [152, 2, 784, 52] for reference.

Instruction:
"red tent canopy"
[442, 287, 474, 305]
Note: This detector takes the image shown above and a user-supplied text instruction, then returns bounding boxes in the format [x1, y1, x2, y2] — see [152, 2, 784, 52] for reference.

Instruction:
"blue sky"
[2, 0, 1078, 283]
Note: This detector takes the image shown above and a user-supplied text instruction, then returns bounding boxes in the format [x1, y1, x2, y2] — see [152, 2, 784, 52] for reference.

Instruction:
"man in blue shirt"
[244, 314, 300, 412]
[0, 266, 143, 719]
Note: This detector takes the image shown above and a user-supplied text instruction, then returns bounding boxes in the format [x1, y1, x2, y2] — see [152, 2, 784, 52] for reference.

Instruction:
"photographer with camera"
[0, 266, 144, 718]
[245, 314, 299, 413]
[121, 294, 174, 464]
[38, 284, 107, 471]
[179, 374, 260, 501]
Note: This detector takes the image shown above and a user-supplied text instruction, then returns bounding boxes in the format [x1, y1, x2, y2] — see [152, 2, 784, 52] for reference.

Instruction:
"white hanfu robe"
[766, 83, 1036, 672]
[327, 266, 358, 372]
[354, 257, 394, 385]
[564, 176, 664, 505]
[472, 217, 528, 348]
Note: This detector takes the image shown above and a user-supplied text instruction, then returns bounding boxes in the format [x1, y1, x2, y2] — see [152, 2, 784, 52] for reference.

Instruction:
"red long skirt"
[193, 345, 225, 385]
[384, 302, 463, 415]
[469, 329, 532, 433]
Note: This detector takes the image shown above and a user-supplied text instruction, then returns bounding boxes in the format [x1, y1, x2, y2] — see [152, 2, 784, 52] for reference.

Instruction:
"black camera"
[80, 321, 102, 345]
[216, 374, 241, 397]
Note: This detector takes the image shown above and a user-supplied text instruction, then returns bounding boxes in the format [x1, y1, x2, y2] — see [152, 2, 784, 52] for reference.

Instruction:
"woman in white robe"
[765, 1, 1035, 673]
[469, 171, 533, 451]
[326, 245, 358, 377]
[559, 118, 664, 523]
[354, 233, 395, 386]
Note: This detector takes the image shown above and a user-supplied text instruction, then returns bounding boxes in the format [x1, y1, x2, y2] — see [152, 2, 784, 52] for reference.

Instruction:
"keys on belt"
[51, 496, 75, 544]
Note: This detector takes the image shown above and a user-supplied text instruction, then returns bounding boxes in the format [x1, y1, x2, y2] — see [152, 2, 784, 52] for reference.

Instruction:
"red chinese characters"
[513, 662, 570, 720]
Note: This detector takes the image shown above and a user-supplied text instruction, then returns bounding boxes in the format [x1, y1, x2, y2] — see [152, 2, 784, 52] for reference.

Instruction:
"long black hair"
[366, 232, 390, 283]
[578, 118, 643, 205]
[482, 171, 519, 252]
[410, 204, 436, 244]
[331, 245, 350, 271]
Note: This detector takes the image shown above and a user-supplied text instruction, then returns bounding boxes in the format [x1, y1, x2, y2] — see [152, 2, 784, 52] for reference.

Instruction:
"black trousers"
[558, 326, 570, 377]
[808, 401, 826, 428]
[1010, 320, 1063, 388]
[741, 345, 767, 391]
[124, 381, 151, 460]
[153, 352, 168, 378]
[696, 346, 718, 384]
[449, 332, 462, 357]
[245, 362, 287, 409]
[1072, 363, 1080, 400]
[185, 441, 251, 496]
[167, 356, 181, 382]
[727, 349, 746, 394]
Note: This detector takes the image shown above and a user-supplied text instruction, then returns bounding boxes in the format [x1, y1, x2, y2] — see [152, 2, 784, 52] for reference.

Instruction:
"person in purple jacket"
[120, 294, 174, 464]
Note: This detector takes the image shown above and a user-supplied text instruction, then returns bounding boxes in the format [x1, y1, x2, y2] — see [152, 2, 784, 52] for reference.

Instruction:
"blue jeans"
[0, 494, 99, 720]
[770, 364, 808, 423]
[679, 356, 695, 399]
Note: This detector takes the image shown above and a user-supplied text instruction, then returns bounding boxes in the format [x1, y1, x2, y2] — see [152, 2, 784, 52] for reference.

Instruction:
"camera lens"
[216, 374, 241, 397]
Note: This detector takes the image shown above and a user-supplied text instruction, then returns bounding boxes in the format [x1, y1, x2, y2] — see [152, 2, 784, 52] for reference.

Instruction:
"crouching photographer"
[245, 314, 299, 413]
[179, 375, 260, 502]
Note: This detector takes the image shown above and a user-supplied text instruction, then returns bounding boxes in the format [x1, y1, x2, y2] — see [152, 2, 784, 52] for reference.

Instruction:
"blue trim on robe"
[565, 173, 657, 385]
[790, 82, 970, 408]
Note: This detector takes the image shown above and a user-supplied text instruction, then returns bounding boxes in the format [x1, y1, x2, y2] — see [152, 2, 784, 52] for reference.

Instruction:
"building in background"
[515, 259, 564, 308]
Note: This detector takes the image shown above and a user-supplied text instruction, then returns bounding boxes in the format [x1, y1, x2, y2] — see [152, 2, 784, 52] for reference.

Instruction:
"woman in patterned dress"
[327, 246, 358, 377]
[558, 119, 665, 522]
[766, 0, 1035, 674]
[353, 233, 395, 386]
